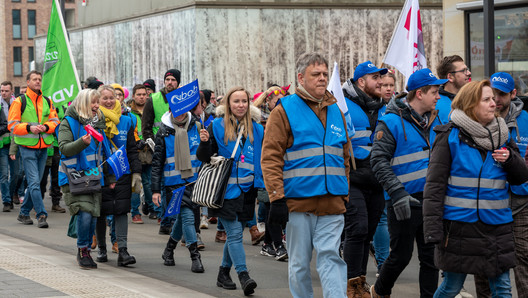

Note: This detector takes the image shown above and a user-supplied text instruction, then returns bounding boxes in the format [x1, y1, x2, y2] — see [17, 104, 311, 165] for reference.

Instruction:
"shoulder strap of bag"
[230, 125, 244, 159]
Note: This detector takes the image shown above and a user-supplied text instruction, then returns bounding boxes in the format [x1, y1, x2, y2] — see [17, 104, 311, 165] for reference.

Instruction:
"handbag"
[192, 126, 244, 209]
[67, 214, 78, 238]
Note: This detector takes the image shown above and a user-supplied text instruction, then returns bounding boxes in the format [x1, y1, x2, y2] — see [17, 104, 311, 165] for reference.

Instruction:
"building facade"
[2, 0, 76, 95]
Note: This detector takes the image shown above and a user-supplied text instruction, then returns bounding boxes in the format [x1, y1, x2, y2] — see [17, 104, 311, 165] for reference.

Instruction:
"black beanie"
[87, 80, 103, 90]
[143, 79, 156, 92]
[164, 69, 181, 83]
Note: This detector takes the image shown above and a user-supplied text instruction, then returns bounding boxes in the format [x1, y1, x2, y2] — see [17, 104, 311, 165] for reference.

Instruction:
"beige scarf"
[171, 113, 193, 179]
[99, 101, 121, 139]
[450, 109, 508, 151]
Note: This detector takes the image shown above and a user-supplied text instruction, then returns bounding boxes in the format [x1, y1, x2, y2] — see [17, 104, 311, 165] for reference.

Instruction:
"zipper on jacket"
[444, 221, 452, 248]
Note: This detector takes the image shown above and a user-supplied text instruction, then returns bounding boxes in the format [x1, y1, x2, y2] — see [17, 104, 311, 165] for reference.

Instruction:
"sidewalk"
[0, 233, 213, 298]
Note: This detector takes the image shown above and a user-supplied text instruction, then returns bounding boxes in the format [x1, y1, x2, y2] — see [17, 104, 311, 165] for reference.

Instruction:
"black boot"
[216, 266, 236, 290]
[77, 248, 93, 269]
[188, 242, 204, 273]
[238, 271, 257, 296]
[97, 246, 108, 262]
[87, 250, 98, 268]
[162, 237, 177, 266]
[117, 247, 136, 267]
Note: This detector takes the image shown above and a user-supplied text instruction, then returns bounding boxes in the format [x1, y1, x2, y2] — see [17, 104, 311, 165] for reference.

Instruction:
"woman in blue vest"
[58, 89, 113, 269]
[423, 80, 528, 297]
[197, 86, 264, 296]
[94, 85, 142, 267]
[151, 109, 204, 273]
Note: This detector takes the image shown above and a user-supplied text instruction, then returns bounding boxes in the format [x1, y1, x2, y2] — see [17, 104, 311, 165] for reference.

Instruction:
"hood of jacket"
[385, 95, 438, 131]
[342, 79, 384, 113]
[439, 86, 456, 100]
[64, 105, 106, 130]
[215, 104, 261, 123]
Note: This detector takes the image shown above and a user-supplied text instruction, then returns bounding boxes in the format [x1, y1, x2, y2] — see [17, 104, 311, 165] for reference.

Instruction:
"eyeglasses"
[268, 89, 286, 97]
[450, 68, 471, 75]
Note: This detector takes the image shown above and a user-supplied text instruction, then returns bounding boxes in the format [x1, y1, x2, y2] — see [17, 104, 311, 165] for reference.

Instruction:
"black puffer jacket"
[371, 95, 439, 206]
[141, 88, 169, 141]
[151, 112, 199, 209]
[100, 114, 141, 216]
[423, 122, 528, 278]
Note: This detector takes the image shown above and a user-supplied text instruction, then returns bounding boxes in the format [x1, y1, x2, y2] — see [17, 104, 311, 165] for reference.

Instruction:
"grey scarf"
[450, 109, 508, 151]
[171, 113, 193, 179]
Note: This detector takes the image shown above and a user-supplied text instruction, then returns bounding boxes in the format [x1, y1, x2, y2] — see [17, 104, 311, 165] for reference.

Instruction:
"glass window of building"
[468, 6, 528, 94]
[14, 47, 22, 77]
[12, 10, 21, 39]
[12, 0, 21, 2]
[28, 47, 34, 71]
[28, 10, 36, 39]
[28, 0, 36, 2]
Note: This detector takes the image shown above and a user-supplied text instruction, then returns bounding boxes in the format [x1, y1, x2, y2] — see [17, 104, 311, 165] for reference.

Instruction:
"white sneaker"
[458, 288, 473, 298]
[200, 215, 209, 229]
[257, 222, 266, 233]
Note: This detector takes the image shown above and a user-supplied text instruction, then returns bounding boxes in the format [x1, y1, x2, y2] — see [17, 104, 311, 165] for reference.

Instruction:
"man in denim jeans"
[8, 71, 59, 228]
[262, 52, 351, 298]
[0, 81, 13, 212]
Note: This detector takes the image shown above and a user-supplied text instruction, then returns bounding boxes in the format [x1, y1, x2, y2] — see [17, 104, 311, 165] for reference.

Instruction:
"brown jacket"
[261, 88, 351, 216]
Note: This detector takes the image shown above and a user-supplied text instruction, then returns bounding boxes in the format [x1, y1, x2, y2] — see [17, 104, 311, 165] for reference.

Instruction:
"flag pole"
[53, 0, 82, 92]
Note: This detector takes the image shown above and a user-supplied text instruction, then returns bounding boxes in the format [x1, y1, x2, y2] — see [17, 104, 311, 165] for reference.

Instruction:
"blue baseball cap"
[353, 61, 388, 82]
[490, 72, 515, 93]
[406, 68, 448, 91]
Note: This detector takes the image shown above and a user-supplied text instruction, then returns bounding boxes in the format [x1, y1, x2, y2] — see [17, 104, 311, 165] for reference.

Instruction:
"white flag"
[383, 0, 427, 80]
[327, 62, 355, 137]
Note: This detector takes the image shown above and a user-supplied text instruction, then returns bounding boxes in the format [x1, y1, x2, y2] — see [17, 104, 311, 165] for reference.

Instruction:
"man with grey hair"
[262, 52, 351, 297]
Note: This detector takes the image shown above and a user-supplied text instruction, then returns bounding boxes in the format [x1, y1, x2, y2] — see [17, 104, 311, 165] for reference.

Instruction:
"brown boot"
[91, 235, 97, 249]
[215, 231, 227, 243]
[347, 277, 370, 298]
[370, 284, 390, 298]
[249, 225, 264, 245]
[361, 276, 371, 295]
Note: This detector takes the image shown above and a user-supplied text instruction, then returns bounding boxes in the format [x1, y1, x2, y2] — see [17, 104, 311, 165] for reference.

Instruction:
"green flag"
[42, 0, 81, 112]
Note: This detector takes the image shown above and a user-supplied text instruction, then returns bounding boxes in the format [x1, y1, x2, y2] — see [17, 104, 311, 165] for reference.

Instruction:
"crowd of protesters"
[1, 50, 528, 298]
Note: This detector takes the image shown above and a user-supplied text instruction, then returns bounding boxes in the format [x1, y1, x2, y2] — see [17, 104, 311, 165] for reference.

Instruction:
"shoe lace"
[81, 249, 90, 258]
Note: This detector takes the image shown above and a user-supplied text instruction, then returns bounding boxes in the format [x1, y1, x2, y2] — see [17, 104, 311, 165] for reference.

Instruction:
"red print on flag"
[383, 0, 427, 81]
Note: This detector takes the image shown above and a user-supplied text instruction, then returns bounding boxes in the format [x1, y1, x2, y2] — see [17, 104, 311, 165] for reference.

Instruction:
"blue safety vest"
[212, 117, 264, 200]
[281, 94, 348, 198]
[58, 116, 109, 187]
[163, 125, 202, 186]
[346, 98, 384, 160]
[509, 110, 528, 196]
[444, 127, 512, 225]
[436, 94, 452, 125]
[381, 113, 440, 200]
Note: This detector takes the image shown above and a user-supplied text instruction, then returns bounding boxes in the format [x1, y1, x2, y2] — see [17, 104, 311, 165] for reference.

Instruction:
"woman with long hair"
[94, 85, 142, 267]
[197, 86, 264, 296]
[58, 89, 112, 269]
[423, 80, 528, 297]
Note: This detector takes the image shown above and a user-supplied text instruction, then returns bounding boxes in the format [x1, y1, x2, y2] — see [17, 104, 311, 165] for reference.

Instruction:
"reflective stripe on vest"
[346, 98, 383, 160]
[381, 111, 440, 201]
[14, 94, 54, 146]
[163, 126, 202, 185]
[152, 92, 169, 136]
[281, 94, 348, 198]
[443, 127, 512, 225]
[212, 117, 261, 199]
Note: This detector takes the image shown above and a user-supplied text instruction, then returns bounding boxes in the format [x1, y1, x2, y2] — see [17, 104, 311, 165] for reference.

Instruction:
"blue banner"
[165, 186, 185, 217]
[106, 145, 130, 180]
[167, 79, 200, 118]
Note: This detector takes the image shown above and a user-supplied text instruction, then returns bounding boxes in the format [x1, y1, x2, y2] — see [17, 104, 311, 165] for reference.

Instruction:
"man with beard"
[435, 55, 471, 124]
[142, 69, 180, 234]
[341, 61, 387, 297]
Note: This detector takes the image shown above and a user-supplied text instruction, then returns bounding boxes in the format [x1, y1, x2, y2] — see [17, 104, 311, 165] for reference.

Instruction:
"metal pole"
[483, 0, 495, 77]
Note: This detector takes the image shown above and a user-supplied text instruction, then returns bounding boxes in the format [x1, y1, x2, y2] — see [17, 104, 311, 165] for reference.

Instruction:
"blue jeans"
[246, 213, 257, 227]
[169, 206, 197, 245]
[131, 193, 140, 216]
[0, 147, 10, 205]
[76, 211, 97, 248]
[372, 207, 389, 270]
[220, 216, 247, 273]
[257, 202, 266, 223]
[9, 152, 26, 198]
[286, 212, 347, 298]
[141, 164, 158, 213]
[19, 147, 48, 218]
[434, 271, 511, 298]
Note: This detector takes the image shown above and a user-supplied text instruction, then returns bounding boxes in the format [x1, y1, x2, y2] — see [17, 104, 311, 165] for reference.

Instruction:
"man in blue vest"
[486, 72, 528, 297]
[141, 69, 180, 234]
[262, 52, 351, 298]
[369, 68, 446, 298]
[436, 55, 471, 124]
[341, 61, 387, 296]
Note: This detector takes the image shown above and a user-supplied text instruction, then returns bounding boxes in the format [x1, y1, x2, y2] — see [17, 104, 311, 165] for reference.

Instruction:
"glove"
[392, 195, 420, 221]
[136, 139, 146, 150]
[131, 173, 142, 194]
[268, 198, 289, 228]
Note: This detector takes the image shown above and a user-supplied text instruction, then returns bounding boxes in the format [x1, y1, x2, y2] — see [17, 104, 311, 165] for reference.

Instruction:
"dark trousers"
[262, 202, 283, 248]
[40, 147, 62, 206]
[374, 204, 438, 297]
[343, 183, 385, 278]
